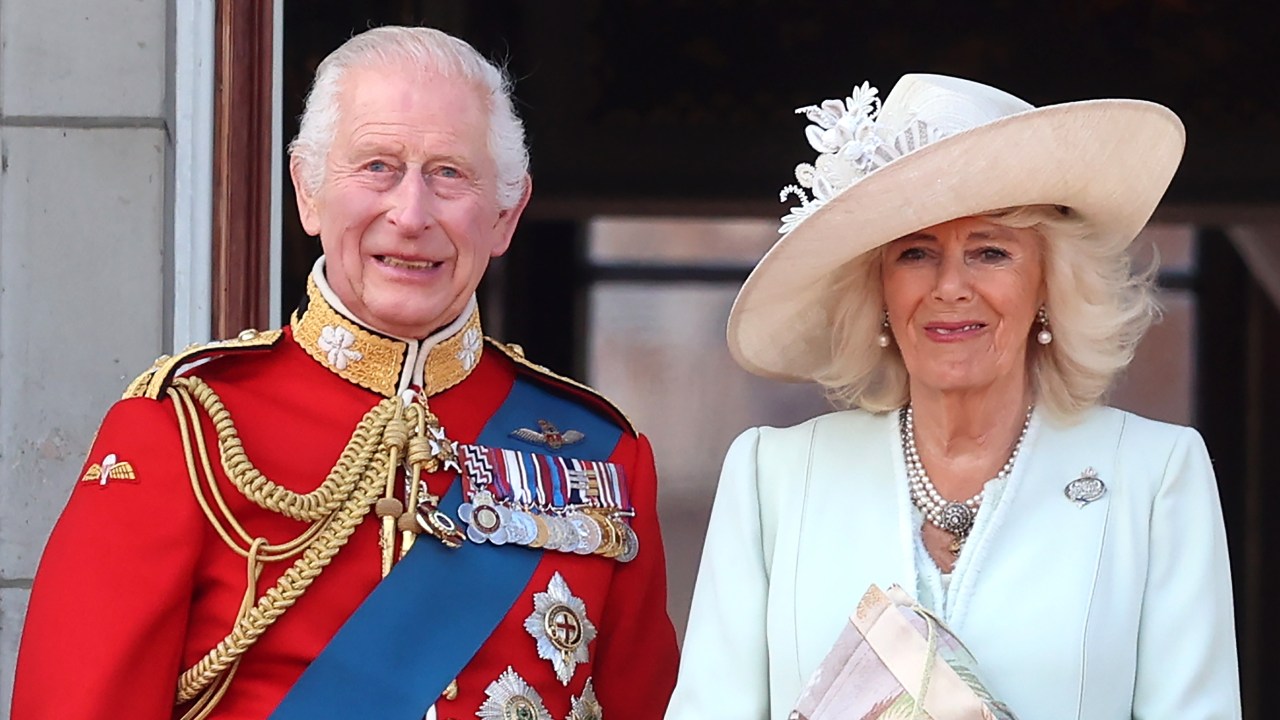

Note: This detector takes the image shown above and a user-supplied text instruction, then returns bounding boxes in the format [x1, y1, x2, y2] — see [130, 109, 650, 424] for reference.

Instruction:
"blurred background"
[1, 1, 1277, 717]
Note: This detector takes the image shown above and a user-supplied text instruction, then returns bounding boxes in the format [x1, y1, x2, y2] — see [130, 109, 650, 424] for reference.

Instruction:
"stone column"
[0, 0, 172, 712]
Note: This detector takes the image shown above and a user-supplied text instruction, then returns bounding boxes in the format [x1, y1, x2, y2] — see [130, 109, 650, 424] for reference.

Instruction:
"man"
[12, 25, 679, 719]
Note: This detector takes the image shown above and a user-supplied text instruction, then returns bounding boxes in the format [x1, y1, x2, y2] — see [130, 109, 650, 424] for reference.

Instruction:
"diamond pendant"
[939, 501, 975, 536]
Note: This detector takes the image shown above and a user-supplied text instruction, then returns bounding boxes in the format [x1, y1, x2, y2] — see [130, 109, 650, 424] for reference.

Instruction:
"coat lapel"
[787, 411, 918, 682]
[945, 408, 1122, 714]
[779, 407, 1125, 713]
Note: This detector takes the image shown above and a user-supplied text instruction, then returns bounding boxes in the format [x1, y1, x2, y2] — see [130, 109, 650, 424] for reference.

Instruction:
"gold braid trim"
[184, 378, 365, 523]
[123, 329, 284, 401]
[166, 376, 401, 714]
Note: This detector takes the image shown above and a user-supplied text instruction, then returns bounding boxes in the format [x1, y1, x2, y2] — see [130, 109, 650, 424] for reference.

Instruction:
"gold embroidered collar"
[290, 269, 483, 398]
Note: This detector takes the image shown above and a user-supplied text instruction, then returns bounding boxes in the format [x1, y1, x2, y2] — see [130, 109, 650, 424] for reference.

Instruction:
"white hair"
[817, 205, 1161, 420]
[287, 25, 529, 210]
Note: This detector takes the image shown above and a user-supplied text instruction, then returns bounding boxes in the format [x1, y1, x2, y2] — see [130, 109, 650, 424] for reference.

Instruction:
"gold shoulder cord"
[166, 376, 404, 719]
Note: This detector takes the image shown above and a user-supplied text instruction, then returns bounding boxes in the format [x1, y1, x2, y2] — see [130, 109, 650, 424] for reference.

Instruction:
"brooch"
[1064, 467, 1107, 507]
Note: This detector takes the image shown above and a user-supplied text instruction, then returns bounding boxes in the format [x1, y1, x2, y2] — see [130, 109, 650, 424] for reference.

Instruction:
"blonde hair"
[816, 205, 1160, 419]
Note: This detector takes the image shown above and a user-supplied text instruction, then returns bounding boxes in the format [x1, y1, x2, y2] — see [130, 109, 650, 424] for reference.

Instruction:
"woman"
[665, 74, 1239, 719]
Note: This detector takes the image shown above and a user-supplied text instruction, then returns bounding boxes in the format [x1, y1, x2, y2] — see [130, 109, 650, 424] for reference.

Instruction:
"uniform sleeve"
[592, 433, 680, 719]
[1132, 427, 1242, 719]
[11, 397, 204, 720]
[665, 428, 769, 720]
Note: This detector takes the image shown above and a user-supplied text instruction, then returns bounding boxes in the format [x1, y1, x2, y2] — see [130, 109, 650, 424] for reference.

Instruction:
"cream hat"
[727, 73, 1185, 382]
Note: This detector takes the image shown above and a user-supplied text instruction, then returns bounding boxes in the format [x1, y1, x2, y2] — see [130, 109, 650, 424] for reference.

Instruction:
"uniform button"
[238, 328, 258, 341]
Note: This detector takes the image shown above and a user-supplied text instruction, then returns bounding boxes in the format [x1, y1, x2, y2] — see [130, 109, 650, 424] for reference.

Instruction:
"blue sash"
[269, 377, 622, 719]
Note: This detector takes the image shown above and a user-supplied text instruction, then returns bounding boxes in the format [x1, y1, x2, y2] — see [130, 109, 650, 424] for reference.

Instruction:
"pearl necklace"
[899, 404, 1033, 553]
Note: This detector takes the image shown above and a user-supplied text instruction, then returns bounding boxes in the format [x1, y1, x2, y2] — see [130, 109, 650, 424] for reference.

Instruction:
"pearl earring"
[877, 310, 892, 348]
[1036, 306, 1053, 345]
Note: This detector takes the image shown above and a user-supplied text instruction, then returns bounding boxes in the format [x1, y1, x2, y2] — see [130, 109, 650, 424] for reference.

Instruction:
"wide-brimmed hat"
[727, 73, 1185, 382]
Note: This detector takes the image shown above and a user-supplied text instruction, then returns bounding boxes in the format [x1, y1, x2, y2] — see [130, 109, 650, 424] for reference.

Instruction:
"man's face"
[292, 63, 529, 338]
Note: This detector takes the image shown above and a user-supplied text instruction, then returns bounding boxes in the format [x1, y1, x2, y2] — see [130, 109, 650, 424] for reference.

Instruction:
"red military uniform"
[13, 272, 679, 719]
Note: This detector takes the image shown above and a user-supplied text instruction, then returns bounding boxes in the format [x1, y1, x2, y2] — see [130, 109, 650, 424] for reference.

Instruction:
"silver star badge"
[524, 572, 597, 685]
[568, 678, 604, 720]
[477, 667, 551, 720]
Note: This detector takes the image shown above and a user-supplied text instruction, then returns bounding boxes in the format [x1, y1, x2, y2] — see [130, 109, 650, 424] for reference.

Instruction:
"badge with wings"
[80, 453, 138, 486]
[509, 419, 585, 450]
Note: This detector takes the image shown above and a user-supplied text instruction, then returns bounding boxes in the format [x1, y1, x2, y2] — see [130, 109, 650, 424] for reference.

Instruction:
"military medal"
[546, 516, 574, 552]
[536, 514, 561, 550]
[555, 516, 582, 552]
[525, 572, 597, 685]
[568, 679, 603, 720]
[506, 508, 539, 545]
[528, 514, 551, 549]
[615, 520, 640, 564]
[1064, 467, 1107, 507]
[422, 422, 461, 474]
[477, 668, 552, 720]
[459, 490, 512, 544]
[586, 511, 621, 559]
[455, 444, 641, 562]
[414, 504, 465, 549]
[391, 397, 465, 551]
[567, 513, 602, 555]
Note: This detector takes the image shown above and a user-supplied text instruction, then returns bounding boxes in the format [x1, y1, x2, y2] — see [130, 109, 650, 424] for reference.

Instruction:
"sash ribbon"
[269, 377, 622, 719]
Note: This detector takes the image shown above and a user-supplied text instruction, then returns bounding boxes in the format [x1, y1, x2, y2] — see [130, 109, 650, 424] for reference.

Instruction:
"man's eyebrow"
[347, 138, 405, 154]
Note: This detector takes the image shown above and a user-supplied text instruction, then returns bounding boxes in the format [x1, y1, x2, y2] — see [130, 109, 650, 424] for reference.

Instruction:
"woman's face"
[880, 216, 1045, 397]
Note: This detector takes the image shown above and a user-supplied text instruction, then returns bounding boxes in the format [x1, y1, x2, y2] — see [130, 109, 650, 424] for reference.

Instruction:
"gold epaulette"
[484, 337, 637, 436]
[122, 328, 284, 400]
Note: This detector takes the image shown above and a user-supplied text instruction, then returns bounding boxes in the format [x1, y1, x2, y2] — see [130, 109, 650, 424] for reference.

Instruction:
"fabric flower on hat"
[780, 82, 889, 233]
[801, 82, 881, 154]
